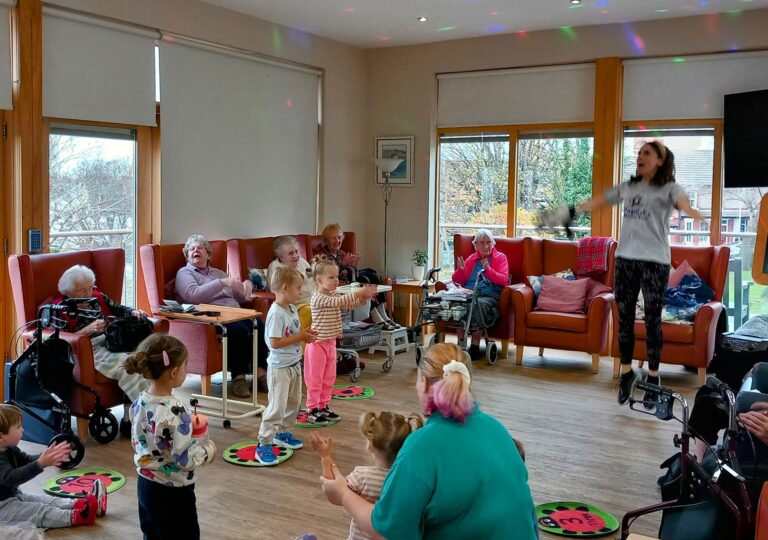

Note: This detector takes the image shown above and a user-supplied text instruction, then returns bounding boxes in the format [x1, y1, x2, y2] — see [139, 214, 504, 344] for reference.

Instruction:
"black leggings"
[138, 477, 199, 540]
[224, 319, 268, 378]
[614, 257, 670, 372]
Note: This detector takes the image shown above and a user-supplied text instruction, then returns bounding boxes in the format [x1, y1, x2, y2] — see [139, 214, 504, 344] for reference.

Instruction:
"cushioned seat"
[512, 237, 616, 374]
[527, 311, 588, 333]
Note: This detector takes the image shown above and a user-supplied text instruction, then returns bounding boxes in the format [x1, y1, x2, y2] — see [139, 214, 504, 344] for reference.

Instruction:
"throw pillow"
[536, 275, 589, 313]
[584, 279, 612, 311]
[668, 259, 698, 288]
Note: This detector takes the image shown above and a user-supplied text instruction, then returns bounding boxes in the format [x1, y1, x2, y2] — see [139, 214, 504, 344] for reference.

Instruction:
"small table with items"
[152, 303, 264, 427]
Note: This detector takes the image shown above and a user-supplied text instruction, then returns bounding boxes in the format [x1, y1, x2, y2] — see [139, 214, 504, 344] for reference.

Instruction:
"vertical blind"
[42, 7, 157, 125]
[437, 63, 596, 127]
[0, 1, 14, 110]
[158, 38, 321, 243]
[623, 51, 768, 120]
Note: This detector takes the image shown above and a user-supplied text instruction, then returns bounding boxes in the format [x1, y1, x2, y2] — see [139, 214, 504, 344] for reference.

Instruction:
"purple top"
[175, 262, 246, 308]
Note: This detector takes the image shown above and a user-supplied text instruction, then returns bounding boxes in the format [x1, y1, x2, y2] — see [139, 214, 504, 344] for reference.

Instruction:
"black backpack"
[104, 316, 154, 352]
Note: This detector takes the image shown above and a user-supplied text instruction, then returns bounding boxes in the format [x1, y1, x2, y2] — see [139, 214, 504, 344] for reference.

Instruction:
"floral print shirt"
[130, 392, 212, 487]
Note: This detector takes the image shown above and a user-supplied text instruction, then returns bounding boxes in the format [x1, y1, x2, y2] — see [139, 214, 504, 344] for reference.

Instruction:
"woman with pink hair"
[320, 343, 537, 539]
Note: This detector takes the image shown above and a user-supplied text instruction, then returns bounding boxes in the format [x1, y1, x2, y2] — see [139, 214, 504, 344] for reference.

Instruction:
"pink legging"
[304, 339, 336, 411]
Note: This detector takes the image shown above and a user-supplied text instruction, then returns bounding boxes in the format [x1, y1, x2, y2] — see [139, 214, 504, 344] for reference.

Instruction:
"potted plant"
[412, 249, 428, 281]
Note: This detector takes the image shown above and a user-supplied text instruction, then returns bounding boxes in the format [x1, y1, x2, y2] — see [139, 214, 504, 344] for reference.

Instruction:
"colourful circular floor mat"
[331, 384, 375, 400]
[43, 467, 126, 498]
[535, 502, 619, 537]
[222, 441, 294, 467]
[294, 409, 339, 428]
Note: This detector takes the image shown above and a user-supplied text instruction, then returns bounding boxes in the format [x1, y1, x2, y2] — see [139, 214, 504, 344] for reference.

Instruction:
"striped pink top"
[346, 465, 390, 540]
[310, 290, 363, 342]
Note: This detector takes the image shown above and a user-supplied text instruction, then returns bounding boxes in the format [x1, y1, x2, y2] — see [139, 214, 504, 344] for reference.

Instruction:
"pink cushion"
[584, 279, 612, 311]
[536, 275, 589, 313]
[668, 259, 698, 288]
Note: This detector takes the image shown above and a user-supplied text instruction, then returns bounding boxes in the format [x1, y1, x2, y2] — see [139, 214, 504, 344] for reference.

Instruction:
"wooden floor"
[26, 344, 700, 539]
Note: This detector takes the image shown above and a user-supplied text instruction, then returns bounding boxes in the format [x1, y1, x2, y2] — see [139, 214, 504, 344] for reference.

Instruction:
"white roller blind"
[43, 8, 157, 125]
[159, 39, 321, 243]
[437, 63, 595, 127]
[0, 1, 14, 111]
[623, 52, 768, 120]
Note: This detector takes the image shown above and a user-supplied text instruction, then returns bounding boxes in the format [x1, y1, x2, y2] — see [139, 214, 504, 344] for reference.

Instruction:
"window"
[516, 131, 593, 238]
[49, 124, 138, 303]
[622, 127, 714, 245]
[437, 133, 509, 277]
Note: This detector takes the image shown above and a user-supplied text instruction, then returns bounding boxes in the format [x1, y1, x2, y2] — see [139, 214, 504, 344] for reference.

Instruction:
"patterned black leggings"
[615, 257, 670, 372]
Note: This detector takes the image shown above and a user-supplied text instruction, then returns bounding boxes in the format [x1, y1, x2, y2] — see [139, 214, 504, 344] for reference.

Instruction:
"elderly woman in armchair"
[53, 264, 150, 435]
[267, 235, 315, 331]
[451, 229, 509, 360]
[314, 223, 399, 330]
[175, 234, 268, 398]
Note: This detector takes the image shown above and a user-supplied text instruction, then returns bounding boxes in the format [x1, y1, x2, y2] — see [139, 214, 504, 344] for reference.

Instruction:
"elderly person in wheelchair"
[53, 264, 150, 436]
[450, 229, 509, 360]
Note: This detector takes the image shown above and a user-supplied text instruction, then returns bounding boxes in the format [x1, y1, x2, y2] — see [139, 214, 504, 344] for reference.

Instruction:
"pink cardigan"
[451, 248, 509, 287]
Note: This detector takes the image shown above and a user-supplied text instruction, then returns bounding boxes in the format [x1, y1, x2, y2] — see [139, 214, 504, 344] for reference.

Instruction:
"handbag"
[104, 316, 154, 352]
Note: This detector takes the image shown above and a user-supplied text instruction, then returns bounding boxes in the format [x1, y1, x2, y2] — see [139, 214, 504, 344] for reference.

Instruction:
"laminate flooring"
[27, 344, 700, 539]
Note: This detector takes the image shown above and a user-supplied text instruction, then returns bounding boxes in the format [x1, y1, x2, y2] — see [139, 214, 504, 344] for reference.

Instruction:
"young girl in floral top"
[125, 334, 216, 540]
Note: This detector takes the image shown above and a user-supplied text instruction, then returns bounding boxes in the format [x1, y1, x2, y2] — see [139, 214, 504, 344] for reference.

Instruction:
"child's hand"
[309, 431, 332, 457]
[38, 441, 72, 468]
[357, 285, 377, 300]
[300, 328, 319, 343]
[205, 440, 217, 463]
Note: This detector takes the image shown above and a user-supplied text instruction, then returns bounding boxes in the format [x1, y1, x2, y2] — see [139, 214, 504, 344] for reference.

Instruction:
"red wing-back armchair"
[437, 233, 525, 358]
[511, 237, 616, 374]
[139, 241, 228, 395]
[610, 245, 729, 385]
[8, 248, 168, 440]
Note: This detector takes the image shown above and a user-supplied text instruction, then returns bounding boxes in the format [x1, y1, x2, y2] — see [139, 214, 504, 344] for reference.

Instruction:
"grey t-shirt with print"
[604, 180, 687, 265]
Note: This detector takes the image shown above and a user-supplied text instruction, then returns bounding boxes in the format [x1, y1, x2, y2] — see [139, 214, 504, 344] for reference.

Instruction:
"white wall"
[365, 8, 768, 278]
[48, 0, 369, 247]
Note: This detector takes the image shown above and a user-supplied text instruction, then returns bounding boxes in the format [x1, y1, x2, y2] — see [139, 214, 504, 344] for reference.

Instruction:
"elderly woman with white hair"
[53, 264, 150, 435]
[175, 234, 269, 398]
[267, 235, 315, 329]
[451, 229, 509, 360]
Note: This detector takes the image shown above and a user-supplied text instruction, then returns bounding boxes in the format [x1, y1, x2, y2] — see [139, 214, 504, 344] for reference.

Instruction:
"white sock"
[375, 304, 392, 322]
[370, 308, 385, 324]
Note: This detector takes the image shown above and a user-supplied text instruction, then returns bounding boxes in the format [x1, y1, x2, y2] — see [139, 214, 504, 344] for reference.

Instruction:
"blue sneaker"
[274, 431, 304, 450]
[255, 444, 279, 466]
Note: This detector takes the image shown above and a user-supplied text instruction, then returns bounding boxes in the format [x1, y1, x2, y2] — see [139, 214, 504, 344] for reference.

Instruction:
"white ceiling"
[199, 0, 768, 48]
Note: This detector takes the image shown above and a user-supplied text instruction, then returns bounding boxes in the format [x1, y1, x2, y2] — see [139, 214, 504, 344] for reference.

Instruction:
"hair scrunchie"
[442, 359, 470, 385]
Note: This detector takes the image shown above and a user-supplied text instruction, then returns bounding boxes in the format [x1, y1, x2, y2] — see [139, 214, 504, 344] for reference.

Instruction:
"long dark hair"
[630, 141, 676, 187]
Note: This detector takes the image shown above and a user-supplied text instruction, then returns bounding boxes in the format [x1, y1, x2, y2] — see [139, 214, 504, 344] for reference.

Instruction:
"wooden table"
[153, 303, 265, 426]
[391, 280, 435, 327]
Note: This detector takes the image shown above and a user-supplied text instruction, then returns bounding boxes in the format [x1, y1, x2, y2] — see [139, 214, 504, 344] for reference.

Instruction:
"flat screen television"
[724, 89, 768, 188]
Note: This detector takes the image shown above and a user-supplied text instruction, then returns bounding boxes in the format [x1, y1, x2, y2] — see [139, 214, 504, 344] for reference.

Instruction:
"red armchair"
[610, 245, 729, 385]
[438, 234, 525, 358]
[139, 241, 228, 395]
[511, 237, 616, 373]
[7, 248, 168, 440]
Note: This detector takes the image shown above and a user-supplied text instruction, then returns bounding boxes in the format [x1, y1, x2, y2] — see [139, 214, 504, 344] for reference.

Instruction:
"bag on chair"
[105, 316, 154, 352]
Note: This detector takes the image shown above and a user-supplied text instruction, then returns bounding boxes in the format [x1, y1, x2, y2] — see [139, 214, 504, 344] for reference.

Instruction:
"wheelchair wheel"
[382, 357, 394, 372]
[89, 410, 119, 444]
[350, 367, 361, 382]
[415, 346, 425, 366]
[486, 341, 498, 365]
[50, 432, 85, 470]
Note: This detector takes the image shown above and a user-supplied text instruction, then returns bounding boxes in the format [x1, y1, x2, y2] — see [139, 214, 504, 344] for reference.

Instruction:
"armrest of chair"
[148, 317, 169, 333]
[56, 332, 99, 385]
[586, 292, 614, 320]
[692, 301, 724, 367]
[586, 292, 614, 352]
[510, 285, 534, 339]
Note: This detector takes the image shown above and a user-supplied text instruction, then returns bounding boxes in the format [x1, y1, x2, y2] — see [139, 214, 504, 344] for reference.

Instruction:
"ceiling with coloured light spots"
[199, 0, 768, 48]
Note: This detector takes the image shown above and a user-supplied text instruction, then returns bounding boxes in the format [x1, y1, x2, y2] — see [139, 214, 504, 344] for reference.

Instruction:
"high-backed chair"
[7, 248, 168, 440]
[511, 237, 616, 373]
[139, 241, 228, 394]
[438, 233, 525, 358]
[610, 245, 729, 385]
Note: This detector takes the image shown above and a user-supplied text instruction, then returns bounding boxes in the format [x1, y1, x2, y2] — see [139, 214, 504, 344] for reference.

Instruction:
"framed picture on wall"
[375, 136, 414, 186]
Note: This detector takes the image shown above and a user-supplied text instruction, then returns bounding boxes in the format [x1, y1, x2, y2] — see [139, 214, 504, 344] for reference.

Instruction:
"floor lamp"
[374, 158, 403, 278]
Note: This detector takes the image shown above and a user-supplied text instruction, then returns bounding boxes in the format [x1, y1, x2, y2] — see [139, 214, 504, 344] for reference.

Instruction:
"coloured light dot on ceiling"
[437, 26, 455, 32]
[570, 0, 581, 4]
[345, 7, 354, 13]
[490, 11, 499, 16]
[698, 0, 709, 6]
[596, 0, 608, 6]
[672, 57, 686, 63]
[418, 16, 428, 22]
[601, 10, 609, 14]
[286, 98, 293, 108]
[656, 8, 669, 13]
[379, 36, 390, 41]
